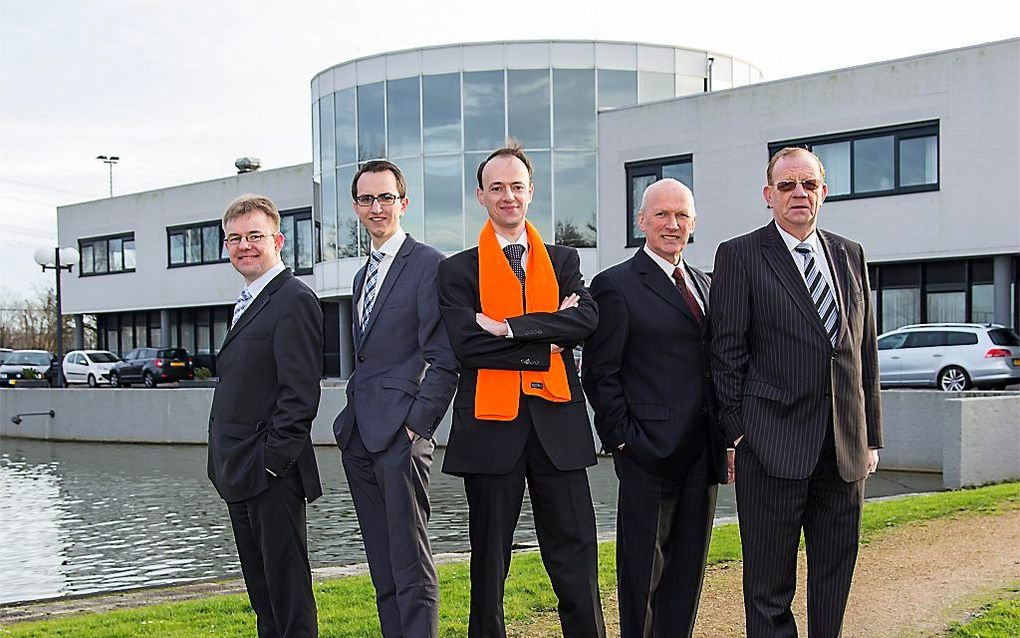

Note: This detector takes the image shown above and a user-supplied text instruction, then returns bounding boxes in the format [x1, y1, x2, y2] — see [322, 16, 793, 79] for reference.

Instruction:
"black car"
[109, 348, 194, 388]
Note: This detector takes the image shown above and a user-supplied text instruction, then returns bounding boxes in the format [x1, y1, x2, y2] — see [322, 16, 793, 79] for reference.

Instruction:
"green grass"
[947, 586, 1020, 637]
[3, 482, 1017, 638]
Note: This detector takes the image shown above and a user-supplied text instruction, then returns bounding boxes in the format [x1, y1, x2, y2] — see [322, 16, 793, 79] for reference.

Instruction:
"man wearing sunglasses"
[333, 160, 458, 638]
[711, 147, 882, 637]
[208, 194, 324, 637]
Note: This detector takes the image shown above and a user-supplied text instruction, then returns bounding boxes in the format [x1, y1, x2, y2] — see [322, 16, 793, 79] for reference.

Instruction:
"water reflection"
[0, 439, 936, 604]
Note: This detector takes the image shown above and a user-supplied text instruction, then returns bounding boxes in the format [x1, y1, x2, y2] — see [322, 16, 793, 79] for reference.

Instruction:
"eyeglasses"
[354, 193, 402, 207]
[224, 232, 276, 246]
[773, 179, 822, 192]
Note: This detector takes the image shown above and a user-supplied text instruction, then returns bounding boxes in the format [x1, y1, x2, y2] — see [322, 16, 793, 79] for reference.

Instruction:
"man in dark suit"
[208, 194, 324, 638]
[711, 147, 883, 638]
[582, 179, 729, 638]
[333, 160, 458, 638]
[438, 144, 605, 638]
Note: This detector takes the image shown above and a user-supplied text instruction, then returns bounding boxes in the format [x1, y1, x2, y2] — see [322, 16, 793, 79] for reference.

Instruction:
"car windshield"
[989, 329, 1020, 347]
[0, 351, 11, 364]
[158, 349, 189, 359]
[88, 352, 120, 363]
[6, 352, 52, 366]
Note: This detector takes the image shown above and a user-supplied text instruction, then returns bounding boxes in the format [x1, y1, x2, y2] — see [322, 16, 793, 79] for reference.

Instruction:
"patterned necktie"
[360, 250, 384, 335]
[231, 288, 252, 329]
[672, 267, 704, 326]
[794, 243, 839, 347]
[503, 244, 526, 305]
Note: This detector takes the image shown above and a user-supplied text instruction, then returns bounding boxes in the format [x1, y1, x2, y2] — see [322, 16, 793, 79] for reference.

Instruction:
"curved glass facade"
[311, 41, 762, 260]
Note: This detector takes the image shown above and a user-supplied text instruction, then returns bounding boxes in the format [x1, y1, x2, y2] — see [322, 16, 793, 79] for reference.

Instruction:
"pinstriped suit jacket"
[710, 221, 882, 482]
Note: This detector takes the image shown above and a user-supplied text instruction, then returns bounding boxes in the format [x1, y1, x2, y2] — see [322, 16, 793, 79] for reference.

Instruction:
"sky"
[1, 0, 1016, 298]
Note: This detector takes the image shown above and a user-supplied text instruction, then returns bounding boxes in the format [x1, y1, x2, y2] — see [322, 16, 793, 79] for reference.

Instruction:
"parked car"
[0, 348, 13, 363]
[109, 347, 194, 388]
[877, 323, 1020, 391]
[0, 350, 58, 387]
[62, 350, 122, 387]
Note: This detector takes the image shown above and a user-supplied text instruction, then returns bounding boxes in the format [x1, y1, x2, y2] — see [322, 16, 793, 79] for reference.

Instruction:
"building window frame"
[624, 154, 694, 248]
[769, 120, 939, 202]
[281, 207, 314, 275]
[166, 220, 229, 268]
[78, 232, 136, 277]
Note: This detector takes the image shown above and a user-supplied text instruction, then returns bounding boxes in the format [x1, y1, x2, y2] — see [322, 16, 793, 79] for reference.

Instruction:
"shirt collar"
[373, 227, 407, 257]
[774, 222, 821, 255]
[495, 229, 529, 253]
[642, 244, 686, 280]
[244, 260, 286, 301]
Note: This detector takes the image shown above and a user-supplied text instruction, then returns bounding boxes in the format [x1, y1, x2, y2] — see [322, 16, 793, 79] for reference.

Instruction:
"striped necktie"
[794, 243, 839, 347]
[231, 288, 252, 329]
[360, 250, 384, 335]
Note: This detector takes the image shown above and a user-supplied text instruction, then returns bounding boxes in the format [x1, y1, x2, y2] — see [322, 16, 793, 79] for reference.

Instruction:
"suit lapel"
[358, 235, 415, 348]
[818, 230, 850, 348]
[351, 260, 367, 350]
[634, 249, 699, 324]
[760, 223, 830, 343]
[219, 268, 292, 354]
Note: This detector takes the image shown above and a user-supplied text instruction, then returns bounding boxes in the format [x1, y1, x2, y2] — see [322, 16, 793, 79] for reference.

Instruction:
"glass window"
[202, 226, 220, 262]
[553, 151, 596, 247]
[927, 292, 965, 323]
[661, 161, 693, 189]
[464, 151, 489, 233]
[464, 70, 506, 152]
[280, 214, 295, 269]
[94, 241, 108, 273]
[424, 155, 462, 251]
[336, 165, 359, 258]
[597, 69, 637, 110]
[358, 81, 386, 161]
[423, 73, 461, 153]
[878, 333, 908, 350]
[527, 151, 552, 241]
[625, 156, 694, 247]
[972, 284, 995, 324]
[296, 217, 313, 271]
[853, 136, 894, 192]
[169, 233, 185, 265]
[945, 332, 978, 346]
[212, 309, 229, 352]
[321, 168, 338, 260]
[553, 69, 596, 149]
[312, 100, 320, 176]
[814, 141, 850, 196]
[81, 244, 94, 274]
[108, 237, 123, 271]
[399, 157, 424, 239]
[900, 135, 937, 187]
[386, 77, 421, 157]
[638, 71, 674, 103]
[629, 174, 656, 245]
[335, 88, 357, 166]
[508, 69, 550, 149]
[187, 227, 202, 264]
[904, 331, 946, 348]
[675, 75, 704, 97]
[882, 288, 920, 331]
[319, 93, 335, 171]
[989, 329, 1020, 346]
[123, 238, 135, 269]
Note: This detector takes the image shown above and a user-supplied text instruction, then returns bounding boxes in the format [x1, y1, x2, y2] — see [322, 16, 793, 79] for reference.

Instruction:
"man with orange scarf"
[438, 143, 605, 638]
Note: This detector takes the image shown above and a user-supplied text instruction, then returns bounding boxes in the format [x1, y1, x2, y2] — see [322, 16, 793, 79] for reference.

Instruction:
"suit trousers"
[735, 424, 864, 638]
[343, 424, 439, 638]
[227, 471, 317, 638]
[614, 446, 717, 638]
[463, 415, 605, 638]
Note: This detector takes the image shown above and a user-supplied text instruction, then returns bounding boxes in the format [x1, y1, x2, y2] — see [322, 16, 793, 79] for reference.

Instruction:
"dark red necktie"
[672, 267, 704, 326]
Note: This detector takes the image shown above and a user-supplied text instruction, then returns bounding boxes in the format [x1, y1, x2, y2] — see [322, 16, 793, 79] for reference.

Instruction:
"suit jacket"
[333, 235, 458, 452]
[582, 249, 727, 482]
[438, 243, 598, 476]
[710, 221, 882, 482]
[208, 268, 324, 503]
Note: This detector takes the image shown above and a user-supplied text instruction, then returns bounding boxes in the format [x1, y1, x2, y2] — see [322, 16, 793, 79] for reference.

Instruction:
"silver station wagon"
[877, 323, 1020, 391]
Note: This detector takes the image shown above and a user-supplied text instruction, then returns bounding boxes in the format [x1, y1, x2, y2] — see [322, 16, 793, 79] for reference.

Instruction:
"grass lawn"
[947, 586, 1020, 637]
[2, 482, 1017, 637]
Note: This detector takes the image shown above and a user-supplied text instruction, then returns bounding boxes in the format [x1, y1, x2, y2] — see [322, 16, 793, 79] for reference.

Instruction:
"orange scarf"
[476, 219, 571, 421]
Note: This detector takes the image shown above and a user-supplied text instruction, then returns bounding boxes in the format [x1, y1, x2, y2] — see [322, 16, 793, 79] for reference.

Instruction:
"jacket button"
[704, 372, 711, 379]
[830, 351, 837, 359]
[701, 406, 708, 413]
[357, 355, 366, 363]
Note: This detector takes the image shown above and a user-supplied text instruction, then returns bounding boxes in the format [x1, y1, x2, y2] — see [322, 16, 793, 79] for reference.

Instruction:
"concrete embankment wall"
[2, 387, 1017, 489]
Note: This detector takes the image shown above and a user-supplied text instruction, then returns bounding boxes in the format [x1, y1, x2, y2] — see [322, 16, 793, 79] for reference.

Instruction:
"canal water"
[0, 439, 941, 604]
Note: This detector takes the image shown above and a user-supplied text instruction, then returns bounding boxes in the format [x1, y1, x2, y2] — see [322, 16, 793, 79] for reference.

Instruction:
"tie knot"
[672, 267, 684, 284]
[794, 243, 812, 255]
[370, 250, 384, 264]
[503, 244, 525, 261]
[237, 289, 252, 303]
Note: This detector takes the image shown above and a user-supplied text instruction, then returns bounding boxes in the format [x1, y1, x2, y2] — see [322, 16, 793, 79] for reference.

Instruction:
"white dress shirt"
[774, 224, 839, 311]
[357, 227, 408, 316]
[642, 245, 705, 312]
[496, 229, 530, 338]
[236, 260, 286, 322]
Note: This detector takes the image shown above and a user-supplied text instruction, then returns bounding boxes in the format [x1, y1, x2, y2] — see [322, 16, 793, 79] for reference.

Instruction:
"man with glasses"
[208, 193, 324, 637]
[711, 147, 883, 637]
[333, 160, 457, 638]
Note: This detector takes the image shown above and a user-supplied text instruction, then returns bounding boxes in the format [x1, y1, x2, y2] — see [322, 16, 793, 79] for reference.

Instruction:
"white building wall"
[596, 39, 1020, 273]
[58, 164, 312, 315]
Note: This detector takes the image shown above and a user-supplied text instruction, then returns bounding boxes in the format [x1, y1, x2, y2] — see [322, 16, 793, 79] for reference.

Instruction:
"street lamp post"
[96, 155, 119, 197]
[34, 246, 80, 385]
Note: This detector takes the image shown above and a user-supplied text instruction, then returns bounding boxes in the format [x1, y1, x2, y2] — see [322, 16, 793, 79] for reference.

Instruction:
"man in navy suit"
[333, 160, 458, 638]
[583, 179, 728, 637]
[208, 194, 324, 638]
[711, 147, 882, 637]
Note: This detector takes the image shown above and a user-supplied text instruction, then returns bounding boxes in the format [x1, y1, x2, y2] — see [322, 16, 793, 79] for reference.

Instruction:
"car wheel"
[87, 374, 98, 388]
[110, 372, 122, 388]
[937, 366, 970, 392]
[143, 372, 157, 388]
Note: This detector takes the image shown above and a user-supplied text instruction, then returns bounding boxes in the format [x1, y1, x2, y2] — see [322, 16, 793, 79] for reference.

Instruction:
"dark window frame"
[281, 207, 314, 275]
[624, 154, 694, 248]
[167, 220, 229, 268]
[769, 120, 939, 202]
[78, 232, 136, 277]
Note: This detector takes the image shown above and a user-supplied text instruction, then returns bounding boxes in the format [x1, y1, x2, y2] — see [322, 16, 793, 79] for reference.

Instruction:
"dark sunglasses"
[774, 179, 822, 192]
